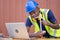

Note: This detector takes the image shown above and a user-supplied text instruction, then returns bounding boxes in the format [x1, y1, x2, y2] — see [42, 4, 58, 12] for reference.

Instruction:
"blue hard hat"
[26, 0, 38, 13]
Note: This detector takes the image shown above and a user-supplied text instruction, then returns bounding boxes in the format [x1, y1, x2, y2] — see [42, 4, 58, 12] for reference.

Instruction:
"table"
[0, 38, 60, 40]
[13, 38, 60, 40]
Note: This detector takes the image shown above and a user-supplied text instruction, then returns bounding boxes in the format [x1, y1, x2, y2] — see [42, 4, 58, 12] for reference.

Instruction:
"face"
[29, 7, 40, 19]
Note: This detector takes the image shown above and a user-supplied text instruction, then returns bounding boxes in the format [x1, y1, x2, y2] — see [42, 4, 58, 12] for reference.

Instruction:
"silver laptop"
[5, 22, 29, 39]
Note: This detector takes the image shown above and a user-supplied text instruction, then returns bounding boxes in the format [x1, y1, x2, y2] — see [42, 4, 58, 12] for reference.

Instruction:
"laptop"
[5, 22, 29, 39]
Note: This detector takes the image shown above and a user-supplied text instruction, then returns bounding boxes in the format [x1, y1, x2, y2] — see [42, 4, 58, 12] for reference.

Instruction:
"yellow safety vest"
[28, 8, 60, 37]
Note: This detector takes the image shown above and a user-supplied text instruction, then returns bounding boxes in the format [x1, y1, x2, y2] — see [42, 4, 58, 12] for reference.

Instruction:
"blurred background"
[0, 0, 60, 36]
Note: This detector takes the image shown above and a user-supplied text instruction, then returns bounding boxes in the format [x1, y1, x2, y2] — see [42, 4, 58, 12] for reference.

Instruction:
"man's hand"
[41, 20, 49, 26]
[34, 31, 46, 38]
[29, 31, 46, 38]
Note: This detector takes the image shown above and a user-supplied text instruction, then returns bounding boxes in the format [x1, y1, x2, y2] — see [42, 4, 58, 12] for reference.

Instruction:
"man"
[25, 0, 60, 38]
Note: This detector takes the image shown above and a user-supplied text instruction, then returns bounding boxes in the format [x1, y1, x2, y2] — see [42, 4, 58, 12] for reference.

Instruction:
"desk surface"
[13, 38, 60, 40]
[0, 38, 60, 40]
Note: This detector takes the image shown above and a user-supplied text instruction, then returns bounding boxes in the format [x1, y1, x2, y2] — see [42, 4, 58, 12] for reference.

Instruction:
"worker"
[25, 0, 60, 38]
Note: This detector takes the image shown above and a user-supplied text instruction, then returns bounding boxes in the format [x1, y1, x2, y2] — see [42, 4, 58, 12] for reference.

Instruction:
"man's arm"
[26, 26, 37, 37]
[26, 18, 38, 37]
[47, 20, 59, 29]
[42, 10, 60, 29]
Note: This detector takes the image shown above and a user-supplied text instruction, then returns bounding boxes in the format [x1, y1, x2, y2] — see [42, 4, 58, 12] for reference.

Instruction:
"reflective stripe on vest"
[40, 8, 60, 37]
[28, 16, 40, 33]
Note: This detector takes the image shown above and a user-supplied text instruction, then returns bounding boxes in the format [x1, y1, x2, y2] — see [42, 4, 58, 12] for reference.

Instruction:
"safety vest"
[28, 8, 60, 37]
